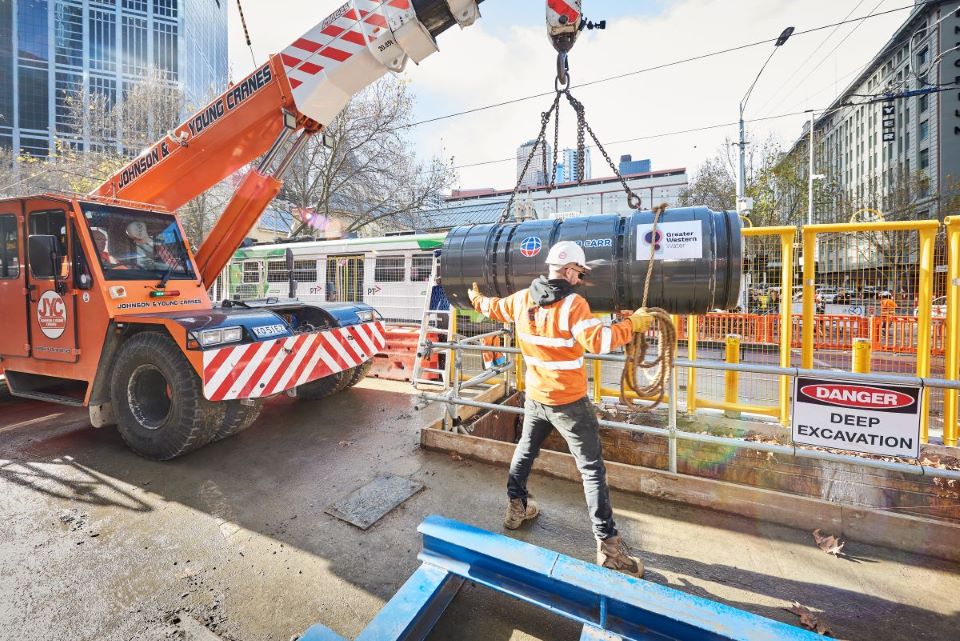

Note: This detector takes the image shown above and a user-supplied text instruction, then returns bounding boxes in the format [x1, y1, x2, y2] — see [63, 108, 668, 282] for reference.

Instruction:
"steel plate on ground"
[325, 475, 424, 530]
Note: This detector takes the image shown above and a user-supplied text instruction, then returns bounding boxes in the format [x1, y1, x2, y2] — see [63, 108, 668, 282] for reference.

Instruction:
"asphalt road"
[1, 380, 958, 640]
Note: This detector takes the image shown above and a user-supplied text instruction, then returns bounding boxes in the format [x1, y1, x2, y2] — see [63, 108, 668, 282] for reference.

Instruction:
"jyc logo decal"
[520, 236, 542, 257]
[37, 291, 67, 339]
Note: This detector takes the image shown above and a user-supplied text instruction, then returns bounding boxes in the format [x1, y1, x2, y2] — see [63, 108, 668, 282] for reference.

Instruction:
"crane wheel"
[210, 399, 263, 442]
[111, 332, 219, 460]
[294, 369, 348, 400]
[343, 359, 373, 389]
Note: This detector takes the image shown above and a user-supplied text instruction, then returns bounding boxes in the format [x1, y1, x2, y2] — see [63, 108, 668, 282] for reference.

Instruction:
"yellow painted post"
[687, 315, 697, 413]
[943, 217, 960, 447]
[916, 228, 935, 443]
[592, 358, 602, 404]
[852, 338, 872, 374]
[515, 352, 525, 392]
[446, 306, 458, 387]
[724, 334, 741, 419]
[779, 229, 795, 426]
[801, 228, 816, 370]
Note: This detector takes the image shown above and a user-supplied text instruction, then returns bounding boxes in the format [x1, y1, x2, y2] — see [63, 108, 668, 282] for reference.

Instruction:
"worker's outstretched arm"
[567, 296, 636, 354]
[469, 282, 519, 324]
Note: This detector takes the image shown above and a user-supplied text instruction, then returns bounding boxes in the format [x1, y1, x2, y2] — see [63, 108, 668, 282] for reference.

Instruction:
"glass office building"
[0, 0, 227, 157]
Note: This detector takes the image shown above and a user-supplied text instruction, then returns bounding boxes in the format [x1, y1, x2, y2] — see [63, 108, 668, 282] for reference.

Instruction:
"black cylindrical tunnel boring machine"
[440, 207, 742, 315]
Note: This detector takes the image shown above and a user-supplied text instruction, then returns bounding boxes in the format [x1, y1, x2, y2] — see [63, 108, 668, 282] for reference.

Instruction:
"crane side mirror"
[28, 235, 60, 280]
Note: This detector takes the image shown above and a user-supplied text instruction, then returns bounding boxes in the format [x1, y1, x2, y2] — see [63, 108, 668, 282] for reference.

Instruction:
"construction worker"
[468, 240, 652, 578]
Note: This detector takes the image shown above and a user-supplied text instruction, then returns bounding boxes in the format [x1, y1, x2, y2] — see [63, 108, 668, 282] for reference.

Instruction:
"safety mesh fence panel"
[811, 228, 944, 439]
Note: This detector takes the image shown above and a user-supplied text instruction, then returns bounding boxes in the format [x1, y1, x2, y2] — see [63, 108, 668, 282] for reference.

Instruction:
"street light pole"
[737, 26, 794, 213]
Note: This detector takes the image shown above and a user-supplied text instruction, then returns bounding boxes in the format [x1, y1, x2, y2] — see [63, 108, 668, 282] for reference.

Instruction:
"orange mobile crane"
[0, 0, 492, 459]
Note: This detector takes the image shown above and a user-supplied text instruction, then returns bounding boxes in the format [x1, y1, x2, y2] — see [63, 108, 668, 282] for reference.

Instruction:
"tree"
[281, 75, 455, 238]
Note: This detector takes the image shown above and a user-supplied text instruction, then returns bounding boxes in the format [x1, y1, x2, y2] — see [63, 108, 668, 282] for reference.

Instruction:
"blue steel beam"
[302, 515, 823, 641]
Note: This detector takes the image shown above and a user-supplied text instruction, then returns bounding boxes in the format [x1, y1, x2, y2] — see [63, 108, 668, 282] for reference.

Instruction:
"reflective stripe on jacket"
[474, 290, 633, 405]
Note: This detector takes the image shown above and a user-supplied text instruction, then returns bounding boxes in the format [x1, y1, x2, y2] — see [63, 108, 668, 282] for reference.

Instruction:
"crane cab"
[0, 194, 208, 405]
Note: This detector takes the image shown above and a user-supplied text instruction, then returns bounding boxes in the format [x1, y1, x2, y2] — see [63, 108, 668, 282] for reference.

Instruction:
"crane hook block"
[546, 0, 583, 54]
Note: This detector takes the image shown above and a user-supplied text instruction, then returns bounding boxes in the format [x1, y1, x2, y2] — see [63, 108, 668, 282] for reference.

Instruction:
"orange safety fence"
[677, 313, 945, 355]
[870, 316, 946, 356]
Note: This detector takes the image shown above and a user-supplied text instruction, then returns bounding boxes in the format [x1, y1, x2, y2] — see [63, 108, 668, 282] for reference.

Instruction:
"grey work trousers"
[507, 395, 617, 541]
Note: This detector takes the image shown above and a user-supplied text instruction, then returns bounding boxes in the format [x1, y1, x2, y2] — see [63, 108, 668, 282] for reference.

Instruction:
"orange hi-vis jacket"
[473, 289, 633, 406]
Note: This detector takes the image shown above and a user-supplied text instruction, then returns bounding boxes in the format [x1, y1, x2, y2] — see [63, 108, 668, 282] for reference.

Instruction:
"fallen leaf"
[449, 452, 464, 462]
[337, 440, 354, 447]
[784, 602, 834, 636]
[812, 529, 845, 556]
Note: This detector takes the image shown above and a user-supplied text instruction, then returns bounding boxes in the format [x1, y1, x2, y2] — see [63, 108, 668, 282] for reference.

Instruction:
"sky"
[227, 0, 910, 192]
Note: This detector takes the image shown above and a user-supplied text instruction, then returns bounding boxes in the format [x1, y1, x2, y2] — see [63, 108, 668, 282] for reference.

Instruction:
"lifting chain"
[500, 57, 676, 411]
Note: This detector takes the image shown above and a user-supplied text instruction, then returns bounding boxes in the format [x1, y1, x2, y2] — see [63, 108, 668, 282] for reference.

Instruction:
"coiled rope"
[620, 203, 677, 410]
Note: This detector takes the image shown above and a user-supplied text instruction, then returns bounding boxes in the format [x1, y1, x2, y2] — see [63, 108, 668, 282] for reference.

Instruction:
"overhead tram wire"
[397, 1, 934, 132]
[442, 106, 852, 175]
[756, 0, 868, 115]
[764, 0, 889, 116]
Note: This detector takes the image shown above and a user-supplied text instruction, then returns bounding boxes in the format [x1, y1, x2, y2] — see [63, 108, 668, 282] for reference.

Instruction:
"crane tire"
[343, 359, 373, 389]
[111, 332, 219, 460]
[295, 370, 348, 400]
[210, 400, 263, 442]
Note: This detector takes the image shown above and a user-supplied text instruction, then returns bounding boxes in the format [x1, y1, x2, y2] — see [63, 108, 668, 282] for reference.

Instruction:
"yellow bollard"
[724, 334, 741, 419]
[852, 338, 872, 374]
[687, 315, 698, 413]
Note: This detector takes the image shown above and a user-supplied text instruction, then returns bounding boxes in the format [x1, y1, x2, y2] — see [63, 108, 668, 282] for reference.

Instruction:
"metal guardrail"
[422, 340, 960, 481]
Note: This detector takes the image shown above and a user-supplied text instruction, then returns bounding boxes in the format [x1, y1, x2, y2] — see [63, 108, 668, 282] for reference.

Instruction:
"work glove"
[467, 282, 481, 305]
[627, 309, 653, 334]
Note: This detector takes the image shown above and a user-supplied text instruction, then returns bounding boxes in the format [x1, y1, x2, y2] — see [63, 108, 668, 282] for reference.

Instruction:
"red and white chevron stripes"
[280, 0, 413, 91]
[202, 321, 386, 401]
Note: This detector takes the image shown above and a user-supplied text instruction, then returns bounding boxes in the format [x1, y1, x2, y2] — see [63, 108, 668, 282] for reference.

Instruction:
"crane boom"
[92, 0, 482, 284]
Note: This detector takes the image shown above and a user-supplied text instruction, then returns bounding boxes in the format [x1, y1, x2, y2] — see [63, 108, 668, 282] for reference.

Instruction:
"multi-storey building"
[792, 0, 960, 220]
[516, 139, 552, 188]
[618, 154, 650, 176]
[560, 147, 591, 182]
[0, 0, 227, 157]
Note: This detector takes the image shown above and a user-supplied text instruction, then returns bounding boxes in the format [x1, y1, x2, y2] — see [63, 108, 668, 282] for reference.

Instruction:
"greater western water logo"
[519, 236, 542, 257]
[643, 229, 663, 251]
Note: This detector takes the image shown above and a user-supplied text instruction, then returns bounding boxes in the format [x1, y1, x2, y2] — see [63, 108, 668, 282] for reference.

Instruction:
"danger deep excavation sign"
[792, 377, 921, 458]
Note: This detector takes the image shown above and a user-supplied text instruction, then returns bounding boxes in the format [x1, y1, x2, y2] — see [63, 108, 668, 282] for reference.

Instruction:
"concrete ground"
[0, 379, 958, 641]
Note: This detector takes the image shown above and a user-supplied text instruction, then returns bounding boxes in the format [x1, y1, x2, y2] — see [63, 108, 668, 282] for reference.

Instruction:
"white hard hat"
[545, 241, 589, 270]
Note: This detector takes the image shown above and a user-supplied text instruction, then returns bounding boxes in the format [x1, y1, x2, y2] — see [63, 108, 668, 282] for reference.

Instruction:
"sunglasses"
[567, 266, 587, 280]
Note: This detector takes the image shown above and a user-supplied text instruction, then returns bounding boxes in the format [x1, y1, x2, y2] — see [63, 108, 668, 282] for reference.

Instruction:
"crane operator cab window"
[81, 203, 195, 282]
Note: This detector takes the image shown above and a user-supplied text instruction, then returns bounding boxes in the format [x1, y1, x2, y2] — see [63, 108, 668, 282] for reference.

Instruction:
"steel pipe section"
[440, 207, 742, 314]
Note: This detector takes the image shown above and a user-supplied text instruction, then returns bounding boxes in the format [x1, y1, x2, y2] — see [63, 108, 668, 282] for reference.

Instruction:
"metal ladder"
[411, 254, 452, 389]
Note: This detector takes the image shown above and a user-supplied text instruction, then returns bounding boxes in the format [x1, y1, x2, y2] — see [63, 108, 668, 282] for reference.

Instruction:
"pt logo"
[643, 230, 663, 251]
[520, 236, 542, 258]
[37, 291, 67, 339]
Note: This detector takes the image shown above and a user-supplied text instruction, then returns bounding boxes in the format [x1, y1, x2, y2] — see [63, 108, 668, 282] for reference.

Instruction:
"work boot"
[503, 497, 539, 530]
[597, 535, 644, 578]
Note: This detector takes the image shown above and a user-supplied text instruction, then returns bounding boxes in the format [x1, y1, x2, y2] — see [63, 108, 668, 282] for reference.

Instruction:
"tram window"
[292, 259, 317, 283]
[266, 260, 288, 283]
[411, 254, 433, 282]
[242, 261, 260, 283]
[374, 256, 405, 283]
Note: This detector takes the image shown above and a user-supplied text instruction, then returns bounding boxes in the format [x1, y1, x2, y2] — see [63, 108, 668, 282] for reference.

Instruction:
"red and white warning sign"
[37, 290, 67, 339]
[792, 376, 921, 458]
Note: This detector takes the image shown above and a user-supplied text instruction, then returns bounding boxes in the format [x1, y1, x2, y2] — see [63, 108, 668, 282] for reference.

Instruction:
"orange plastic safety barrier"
[369, 325, 441, 382]
[870, 316, 946, 356]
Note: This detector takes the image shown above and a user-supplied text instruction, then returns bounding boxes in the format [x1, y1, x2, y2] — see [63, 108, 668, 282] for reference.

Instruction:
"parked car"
[913, 296, 947, 318]
[817, 287, 838, 304]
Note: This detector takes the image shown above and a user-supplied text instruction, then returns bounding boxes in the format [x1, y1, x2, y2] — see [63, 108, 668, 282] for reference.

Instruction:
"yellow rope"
[620, 203, 677, 410]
